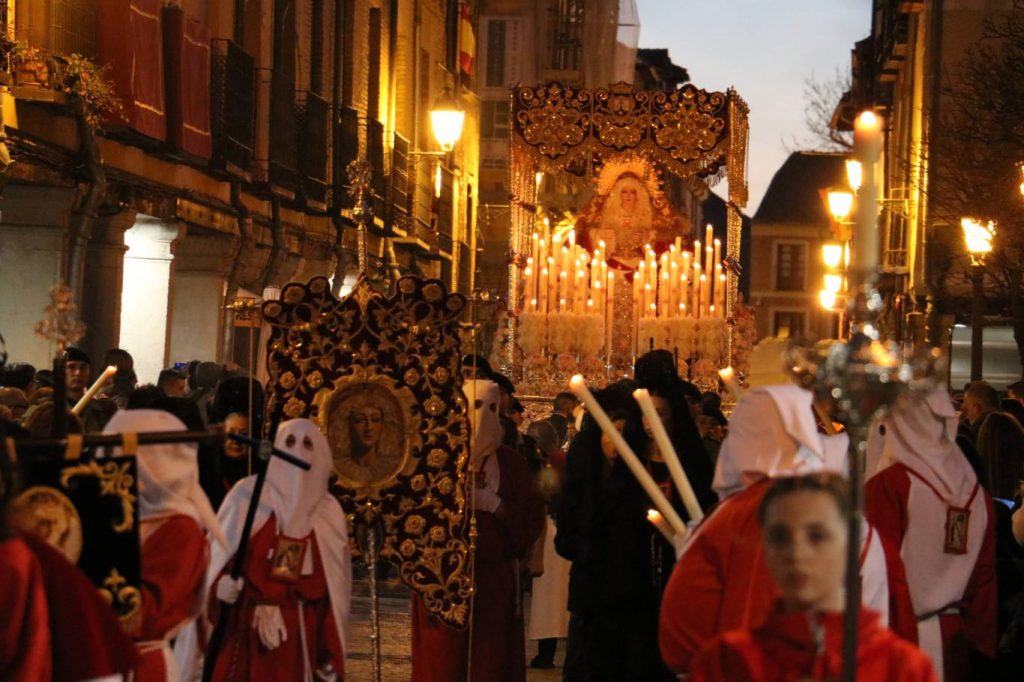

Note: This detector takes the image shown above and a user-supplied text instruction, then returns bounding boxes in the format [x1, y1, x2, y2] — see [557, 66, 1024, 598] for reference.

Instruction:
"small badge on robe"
[944, 506, 970, 555]
[270, 536, 309, 582]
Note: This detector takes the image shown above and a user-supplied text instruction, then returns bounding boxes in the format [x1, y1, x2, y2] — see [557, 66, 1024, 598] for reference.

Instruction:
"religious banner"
[262, 275, 473, 627]
[9, 455, 142, 632]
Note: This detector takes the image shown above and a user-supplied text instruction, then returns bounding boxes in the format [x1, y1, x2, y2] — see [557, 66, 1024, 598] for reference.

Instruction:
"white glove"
[474, 486, 501, 513]
[252, 604, 288, 650]
[215, 576, 245, 604]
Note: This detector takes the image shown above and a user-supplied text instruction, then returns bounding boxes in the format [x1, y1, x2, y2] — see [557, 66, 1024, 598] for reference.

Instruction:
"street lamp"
[429, 87, 465, 153]
[822, 242, 844, 270]
[827, 188, 854, 223]
[961, 217, 996, 381]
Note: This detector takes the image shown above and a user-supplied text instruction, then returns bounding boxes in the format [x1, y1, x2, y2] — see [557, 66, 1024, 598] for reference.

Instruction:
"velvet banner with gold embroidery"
[262, 276, 473, 627]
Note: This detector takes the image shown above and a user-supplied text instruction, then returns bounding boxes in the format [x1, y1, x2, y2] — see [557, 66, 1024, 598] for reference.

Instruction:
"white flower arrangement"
[518, 311, 547, 354]
[574, 314, 605, 358]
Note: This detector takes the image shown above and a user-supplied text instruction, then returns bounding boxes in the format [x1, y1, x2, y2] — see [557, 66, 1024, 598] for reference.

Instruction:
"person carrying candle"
[63, 346, 118, 432]
[411, 380, 544, 682]
[689, 473, 937, 682]
[555, 381, 677, 681]
[658, 338, 917, 674]
[864, 387, 997, 681]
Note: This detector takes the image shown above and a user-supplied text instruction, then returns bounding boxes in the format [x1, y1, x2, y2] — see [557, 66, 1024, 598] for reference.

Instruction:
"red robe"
[690, 605, 937, 682]
[411, 445, 545, 682]
[206, 514, 344, 681]
[865, 463, 997, 681]
[0, 535, 51, 681]
[136, 515, 209, 681]
[20, 532, 137, 681]
[659, 478, 917, 673]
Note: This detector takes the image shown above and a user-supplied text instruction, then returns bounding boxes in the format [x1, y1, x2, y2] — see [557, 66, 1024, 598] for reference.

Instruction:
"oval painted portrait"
[324, 381, 408, 488]
[8, 485, 84, 563]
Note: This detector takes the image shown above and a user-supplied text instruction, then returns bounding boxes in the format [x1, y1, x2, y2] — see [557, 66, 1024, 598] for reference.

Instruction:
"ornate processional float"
[504, 81, 752, 394]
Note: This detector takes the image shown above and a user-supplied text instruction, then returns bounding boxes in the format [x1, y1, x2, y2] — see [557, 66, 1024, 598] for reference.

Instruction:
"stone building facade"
[0, 0, 479, 383]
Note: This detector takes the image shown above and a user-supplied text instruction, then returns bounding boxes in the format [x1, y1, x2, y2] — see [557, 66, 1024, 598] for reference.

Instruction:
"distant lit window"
[775, 242, 806, 291]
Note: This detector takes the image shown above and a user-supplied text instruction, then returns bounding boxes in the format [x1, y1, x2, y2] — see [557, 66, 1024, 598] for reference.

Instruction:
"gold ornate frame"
[315, 366, 424, 494]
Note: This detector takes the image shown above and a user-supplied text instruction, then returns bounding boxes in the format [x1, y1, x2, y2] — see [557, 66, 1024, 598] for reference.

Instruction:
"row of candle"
[521, 225, 616, 318]
[632, 225, 727, 322]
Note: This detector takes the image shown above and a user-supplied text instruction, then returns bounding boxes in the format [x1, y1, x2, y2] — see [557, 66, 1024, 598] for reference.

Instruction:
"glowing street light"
[960, 218, 995, 262]
[961, 217, 996, 381]
[819, 288, 838, 310]
[827, 188, 854, 223]
[824, 273, 844, 294]
[822, 243, 844, 269]
[429, 87, 465, 153]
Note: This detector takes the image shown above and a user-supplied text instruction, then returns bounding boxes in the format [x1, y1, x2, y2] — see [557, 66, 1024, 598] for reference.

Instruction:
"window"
[48, 0, 98, 57]
[549, 0, 582, 71]
[480, 100, 510, 140]
[775, 242, 806, 291]
[367, 7, 382, 120]
[773, 312, 805, 340]
[485, 20, 506, 87]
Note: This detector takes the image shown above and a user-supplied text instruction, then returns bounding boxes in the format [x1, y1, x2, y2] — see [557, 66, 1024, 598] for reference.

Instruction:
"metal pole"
[971, 264, 984, 381]
[365, 518, 383, 682]
[840, 424, 866, 682]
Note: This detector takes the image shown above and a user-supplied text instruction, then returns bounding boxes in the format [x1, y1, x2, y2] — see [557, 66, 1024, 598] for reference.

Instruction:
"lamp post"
[961, 218, 996, 381]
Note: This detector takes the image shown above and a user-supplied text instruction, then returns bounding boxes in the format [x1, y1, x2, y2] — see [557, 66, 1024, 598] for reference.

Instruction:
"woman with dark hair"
[555, 381, 674, 681]
[689, 473, 936, 681]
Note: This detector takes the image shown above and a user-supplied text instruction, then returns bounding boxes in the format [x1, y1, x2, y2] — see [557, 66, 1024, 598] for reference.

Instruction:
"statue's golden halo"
[595, 156, 661, 198]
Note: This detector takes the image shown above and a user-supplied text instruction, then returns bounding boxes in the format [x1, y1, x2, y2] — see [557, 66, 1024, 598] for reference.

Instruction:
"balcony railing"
[297, 90, 330, 204]
[265, 69, 298, 191]
[390, 132, 412, 222]
[367, 118, 387, 217]
[210, 39, 256, 171]
[437, 165, 455, 252]
[332, 106, 359, 210]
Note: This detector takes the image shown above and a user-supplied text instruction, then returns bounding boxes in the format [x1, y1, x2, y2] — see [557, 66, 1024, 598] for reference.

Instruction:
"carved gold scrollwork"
[60, 460, 137, 533]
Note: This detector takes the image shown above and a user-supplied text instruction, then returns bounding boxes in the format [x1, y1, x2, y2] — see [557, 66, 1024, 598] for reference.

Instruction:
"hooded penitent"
[464, 379, 503, 512]
[174, 419, 351, 676]
[103, 409, 227, 549]
[464, 379, 502, 464]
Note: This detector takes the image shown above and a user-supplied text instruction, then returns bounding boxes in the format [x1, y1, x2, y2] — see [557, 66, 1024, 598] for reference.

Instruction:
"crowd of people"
[2, 338, 1024, 680]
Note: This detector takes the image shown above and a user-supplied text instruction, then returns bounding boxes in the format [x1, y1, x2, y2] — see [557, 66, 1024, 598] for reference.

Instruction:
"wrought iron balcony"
[210, 39, 256, 172]
[332, 106, 360, 210]
[297, 90, 330, 204]
[264, 68, 298, 192]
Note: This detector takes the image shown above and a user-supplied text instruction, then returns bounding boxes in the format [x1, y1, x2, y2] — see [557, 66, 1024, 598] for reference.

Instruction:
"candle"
[72, 365, 118, 416]
[547, 256, 557, 313]
[705, 224, 714, 250]
[530, 298, 538, 312]
[569, 376, 687, 534]
[719, 366, 743, 400]
[647, 509, 677, 545]
[633, 388, 704, 522]
[700, 273, 709, 318]
[606, 272, 615, 353]
[854, 111, 883, 275]
[717, 272, 727, 316]
[693, 265, 702, 318]
[531, 232, 539, 270]
[660, 270, 670, 317]
[713, 238, 721, 269]
[568, 229, 576, 248]
[540, 267, 549, 314]
[644, 283, 653, 318]
[559, 271, 568, 311]
[705, 245, 714, 285]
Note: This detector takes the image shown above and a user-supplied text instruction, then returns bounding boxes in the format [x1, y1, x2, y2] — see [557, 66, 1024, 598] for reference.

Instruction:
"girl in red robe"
[690, 473, 937, 682]
[104, 409, 228, 682]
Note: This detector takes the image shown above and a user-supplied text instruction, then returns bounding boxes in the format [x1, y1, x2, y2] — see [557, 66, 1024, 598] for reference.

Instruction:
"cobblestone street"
[346, 578, 563, 682]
